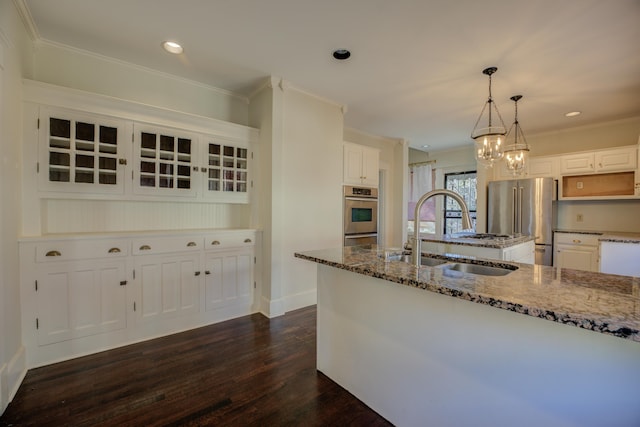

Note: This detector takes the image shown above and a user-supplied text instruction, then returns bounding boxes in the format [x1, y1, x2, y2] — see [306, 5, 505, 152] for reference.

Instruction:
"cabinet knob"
[45, 250, 62, 257]
[201, 168, 208, 173]
[187, 241, 197, 247]
[139, 245, 151, 251]
[211, 240, 221, 245]
[108, 247, 121, 253]
[244, 238, 252, 243]
[205, 270, 211, 275]
[120, 281, 127, 286]
[193, 166, 199, 172]
[194, 271, 201, 276]
[118, 158, 127, 165]
[572, 239, 581, 244]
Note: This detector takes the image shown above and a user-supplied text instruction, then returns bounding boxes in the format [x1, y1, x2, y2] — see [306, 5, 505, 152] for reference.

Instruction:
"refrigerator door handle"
[518, 186, 524, 234]
[512, 186, 517, 235]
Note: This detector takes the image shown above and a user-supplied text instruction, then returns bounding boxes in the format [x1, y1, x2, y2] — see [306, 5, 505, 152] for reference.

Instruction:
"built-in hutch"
[20, 80, 260, 368]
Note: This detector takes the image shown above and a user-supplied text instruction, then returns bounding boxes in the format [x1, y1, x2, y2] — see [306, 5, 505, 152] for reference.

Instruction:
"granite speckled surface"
[295, 245, 640, 343]
[555, 229, 640, 244]
[418, 233, 535, 249]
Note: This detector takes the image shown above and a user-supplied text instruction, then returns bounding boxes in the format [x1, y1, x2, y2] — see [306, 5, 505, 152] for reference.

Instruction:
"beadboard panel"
[42, 200, 250, 234]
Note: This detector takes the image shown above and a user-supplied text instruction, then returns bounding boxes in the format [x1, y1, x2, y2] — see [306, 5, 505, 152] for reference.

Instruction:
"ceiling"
[20, 0, 640, 152]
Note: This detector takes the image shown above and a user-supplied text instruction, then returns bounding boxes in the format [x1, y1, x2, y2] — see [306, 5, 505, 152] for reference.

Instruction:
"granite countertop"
[295, 245, 640, 343]
[555, 229, 640, 244]
[419, 232, 535, 249]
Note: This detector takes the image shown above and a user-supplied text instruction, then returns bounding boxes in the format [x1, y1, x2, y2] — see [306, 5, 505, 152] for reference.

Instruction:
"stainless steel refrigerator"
[487, 177, 556, 265]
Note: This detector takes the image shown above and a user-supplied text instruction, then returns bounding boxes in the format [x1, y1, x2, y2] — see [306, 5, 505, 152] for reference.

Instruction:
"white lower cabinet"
[36, 260, 127, 345]
[134, 253, 201, 321]
[20, 229, 258, 367]
[204, 249, 253, 311]
[553, 232, 599, 272]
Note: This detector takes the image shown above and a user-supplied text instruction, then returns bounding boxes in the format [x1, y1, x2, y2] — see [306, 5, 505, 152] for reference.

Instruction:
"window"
[444, 171, 477, 234]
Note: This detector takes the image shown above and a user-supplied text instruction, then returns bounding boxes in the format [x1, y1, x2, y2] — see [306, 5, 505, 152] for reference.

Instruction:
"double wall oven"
[343, 185, 378, 247]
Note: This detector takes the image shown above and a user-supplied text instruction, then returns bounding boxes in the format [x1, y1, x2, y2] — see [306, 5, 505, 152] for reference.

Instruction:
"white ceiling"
[21, 0, 640, 151]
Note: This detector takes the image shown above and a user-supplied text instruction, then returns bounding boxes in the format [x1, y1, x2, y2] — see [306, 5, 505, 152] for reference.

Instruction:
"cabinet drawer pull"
[572, 239, 581, 244]
[194, 271, 201, 276]
[211, 240, 221, 245]
[120, 280, 127, 286]
[139, 245, 151, 251]
[201, 168, 208, 173]
[187, 241, 197, 247]
[244, 238, 252, 243]
[45, 250, 62, 257]
[205, 270, 211, 275]
[108, 247, 121, 253]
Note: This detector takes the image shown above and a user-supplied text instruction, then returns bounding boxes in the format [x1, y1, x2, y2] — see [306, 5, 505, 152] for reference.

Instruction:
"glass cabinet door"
[39, 107, 126, 194]
[133, 124, 197, 197]
[203, 138, 249, 202]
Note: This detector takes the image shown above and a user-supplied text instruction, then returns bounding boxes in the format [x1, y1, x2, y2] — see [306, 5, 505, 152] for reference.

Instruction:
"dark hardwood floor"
[1, 306, 392, 426]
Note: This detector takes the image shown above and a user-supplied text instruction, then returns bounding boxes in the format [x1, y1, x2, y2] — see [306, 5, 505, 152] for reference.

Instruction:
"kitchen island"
[295, 245, 640, 427]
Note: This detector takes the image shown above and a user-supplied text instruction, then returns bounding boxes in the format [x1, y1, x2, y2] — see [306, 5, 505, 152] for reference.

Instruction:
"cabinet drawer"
[131, 235, 204, 255]
[205, 232, 256, 250]
[36, 238, 129, 262]
[554, 233, 599, 246]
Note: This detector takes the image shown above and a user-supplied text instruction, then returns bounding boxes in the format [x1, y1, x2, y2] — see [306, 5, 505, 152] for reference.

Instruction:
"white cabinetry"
[38, 106, 129, 195]
[134, 253, 201, 321]
[36, 260, 127, 346]
[554, 232, 599, 272]
[20, 230, 258, 367]
[493, 155, 559, 180]
[599, 241, 640, 277]
[344, 142, 379, 187]
[24, 80, 258, 204]
[133, 123, 198, 197]
[560, 146, 637, 175]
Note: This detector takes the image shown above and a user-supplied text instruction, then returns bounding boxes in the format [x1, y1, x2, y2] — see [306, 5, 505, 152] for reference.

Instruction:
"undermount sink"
[440, 262, 517, 276]
[394, 254, 448, 267]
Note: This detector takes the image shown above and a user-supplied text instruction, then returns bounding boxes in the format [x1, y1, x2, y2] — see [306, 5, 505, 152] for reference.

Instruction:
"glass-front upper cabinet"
[133, 123, 198, 197]
[38, 107, 128, 194]
[201, 137, 250, 202]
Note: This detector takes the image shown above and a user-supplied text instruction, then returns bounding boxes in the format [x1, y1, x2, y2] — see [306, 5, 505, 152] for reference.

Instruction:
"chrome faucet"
[411, 189, 473, 268]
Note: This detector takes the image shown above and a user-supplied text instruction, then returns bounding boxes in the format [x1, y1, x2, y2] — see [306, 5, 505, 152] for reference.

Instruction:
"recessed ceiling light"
[332, 49, 351, 60]
[163, 41, 183, 54]
[565, 111, 581, 117]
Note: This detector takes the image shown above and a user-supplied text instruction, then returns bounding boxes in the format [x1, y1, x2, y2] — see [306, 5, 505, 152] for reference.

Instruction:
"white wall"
[0, 0, 33, 412]
[527, 117, 640, 157]
[343, 128, 407, 247]
[250, 80, 343, 316]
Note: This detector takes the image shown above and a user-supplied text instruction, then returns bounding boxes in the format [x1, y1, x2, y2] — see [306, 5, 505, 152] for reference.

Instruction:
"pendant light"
[504, 95, 530, 176]
[471, 67, 506, 167]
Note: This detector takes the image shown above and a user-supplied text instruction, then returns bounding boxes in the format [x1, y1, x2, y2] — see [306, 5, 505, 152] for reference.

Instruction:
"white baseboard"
[260, 295, 286, 318]
[1, 345, 27, 415]
[284, 289, 317, 312]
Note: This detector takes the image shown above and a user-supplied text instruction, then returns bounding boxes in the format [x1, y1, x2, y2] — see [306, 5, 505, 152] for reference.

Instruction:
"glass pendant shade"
[504, 95, 530, 176]
[471, 67, 506, 167]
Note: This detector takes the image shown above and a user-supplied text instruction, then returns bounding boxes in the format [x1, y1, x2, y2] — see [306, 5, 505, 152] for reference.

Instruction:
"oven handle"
[344, 233, 378, 239]
[345, 197, 378, 202]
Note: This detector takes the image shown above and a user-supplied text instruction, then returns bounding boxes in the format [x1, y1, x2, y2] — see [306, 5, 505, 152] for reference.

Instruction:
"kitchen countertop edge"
[295, 247, 640, 343]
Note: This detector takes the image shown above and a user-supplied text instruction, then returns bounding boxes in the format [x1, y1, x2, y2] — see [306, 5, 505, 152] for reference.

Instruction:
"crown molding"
[12, 0, 40, 41]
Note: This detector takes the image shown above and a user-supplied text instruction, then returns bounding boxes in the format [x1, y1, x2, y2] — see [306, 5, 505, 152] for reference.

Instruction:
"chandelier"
[471, 67, 506, 167]
[503, 95, 530, 176]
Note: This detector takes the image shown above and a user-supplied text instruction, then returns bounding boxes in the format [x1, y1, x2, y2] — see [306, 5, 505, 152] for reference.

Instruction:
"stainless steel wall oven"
[343, 185, 378, 246]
